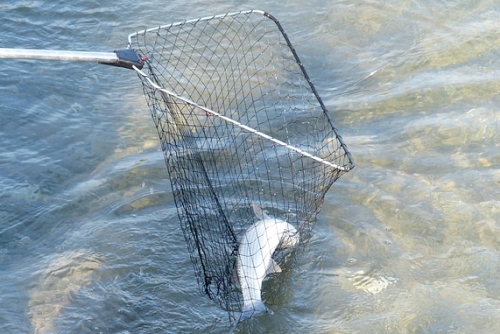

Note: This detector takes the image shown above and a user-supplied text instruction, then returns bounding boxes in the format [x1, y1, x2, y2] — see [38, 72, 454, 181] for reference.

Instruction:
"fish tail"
[228, 301, 273, 332]
[239, 301, 273, 323]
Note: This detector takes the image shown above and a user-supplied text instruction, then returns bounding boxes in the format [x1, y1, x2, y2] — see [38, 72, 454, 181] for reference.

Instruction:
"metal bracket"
[100, 49, 145, 70]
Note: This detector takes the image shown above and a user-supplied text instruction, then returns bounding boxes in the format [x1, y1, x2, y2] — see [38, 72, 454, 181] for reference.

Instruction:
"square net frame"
[127, 9, 354, 322]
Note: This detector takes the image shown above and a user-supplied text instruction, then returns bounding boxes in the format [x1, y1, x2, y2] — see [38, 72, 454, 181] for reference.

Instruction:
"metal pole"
[0, 48, 144, 70]
[0, 48, 118, 62]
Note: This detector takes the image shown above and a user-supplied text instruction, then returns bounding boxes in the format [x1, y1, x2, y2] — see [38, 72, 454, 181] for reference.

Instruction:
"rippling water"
[1, 1, 500, 333]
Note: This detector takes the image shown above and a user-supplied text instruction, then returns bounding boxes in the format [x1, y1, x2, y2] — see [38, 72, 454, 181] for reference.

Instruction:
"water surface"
[1, 0, 500, 333]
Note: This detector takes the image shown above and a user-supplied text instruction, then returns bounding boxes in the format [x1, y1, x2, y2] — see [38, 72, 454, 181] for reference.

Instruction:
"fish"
[233, 202, 300, 327]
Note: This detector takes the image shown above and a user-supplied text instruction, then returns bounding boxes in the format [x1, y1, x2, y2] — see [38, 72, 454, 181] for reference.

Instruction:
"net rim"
[127, 9, 355, 172]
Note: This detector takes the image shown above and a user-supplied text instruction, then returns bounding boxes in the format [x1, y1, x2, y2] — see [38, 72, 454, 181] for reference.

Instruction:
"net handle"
[0, 48, 144, 70]
[132, 65, 352, 172]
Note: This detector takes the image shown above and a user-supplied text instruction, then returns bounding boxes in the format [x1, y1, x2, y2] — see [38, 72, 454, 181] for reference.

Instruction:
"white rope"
[132, 66, 350, 172]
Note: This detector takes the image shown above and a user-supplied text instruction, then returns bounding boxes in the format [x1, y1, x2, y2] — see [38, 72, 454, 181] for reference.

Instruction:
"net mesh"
[127, 10, 353, 324]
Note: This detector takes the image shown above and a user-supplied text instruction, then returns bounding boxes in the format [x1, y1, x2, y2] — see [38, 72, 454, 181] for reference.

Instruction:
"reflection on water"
[1, 0, 500, 333]
[28, 250, 104, 334]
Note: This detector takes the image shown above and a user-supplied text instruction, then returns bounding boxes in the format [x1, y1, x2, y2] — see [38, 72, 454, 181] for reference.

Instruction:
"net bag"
[127, 10, 354, 325]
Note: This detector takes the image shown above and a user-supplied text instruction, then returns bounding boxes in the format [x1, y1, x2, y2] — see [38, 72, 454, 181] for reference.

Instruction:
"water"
[1, 0, 500, 333]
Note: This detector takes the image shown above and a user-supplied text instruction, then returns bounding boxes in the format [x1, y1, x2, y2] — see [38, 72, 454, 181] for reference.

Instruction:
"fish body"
[235, 203, 299, 324]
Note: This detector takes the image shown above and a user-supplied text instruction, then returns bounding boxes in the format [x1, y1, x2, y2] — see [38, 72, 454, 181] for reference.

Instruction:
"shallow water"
[1, 0, 500, 333]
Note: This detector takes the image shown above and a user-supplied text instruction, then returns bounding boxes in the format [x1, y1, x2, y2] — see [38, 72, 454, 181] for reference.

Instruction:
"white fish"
[235, 202, 300, 325]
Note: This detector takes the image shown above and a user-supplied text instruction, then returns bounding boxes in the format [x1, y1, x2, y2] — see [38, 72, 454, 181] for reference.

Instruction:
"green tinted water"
[1, 0, 499, 333]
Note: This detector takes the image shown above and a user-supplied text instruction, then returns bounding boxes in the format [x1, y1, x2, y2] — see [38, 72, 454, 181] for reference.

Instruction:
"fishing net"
[127, 10, 354, 324]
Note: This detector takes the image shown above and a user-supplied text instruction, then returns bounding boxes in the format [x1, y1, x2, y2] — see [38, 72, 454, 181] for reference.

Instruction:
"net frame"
[127, 9, 354, 325]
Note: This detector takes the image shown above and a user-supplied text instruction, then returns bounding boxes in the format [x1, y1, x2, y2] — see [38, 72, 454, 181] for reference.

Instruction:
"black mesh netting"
[127, 10, 354, 326]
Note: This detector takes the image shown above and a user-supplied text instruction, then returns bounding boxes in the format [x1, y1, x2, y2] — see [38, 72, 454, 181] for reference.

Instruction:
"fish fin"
[266, 258, 282, 275]
[232, 268, 241, 290]
[252, 201, 270, 220]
